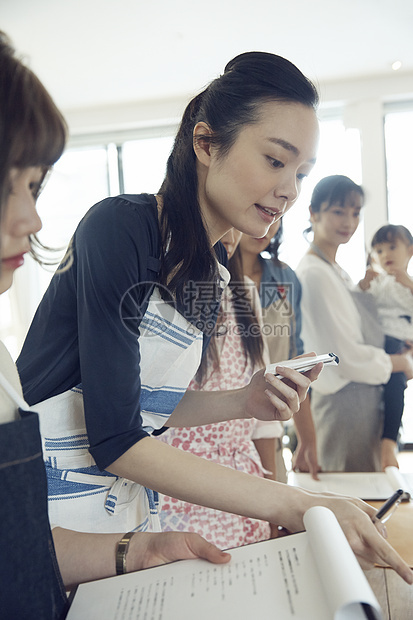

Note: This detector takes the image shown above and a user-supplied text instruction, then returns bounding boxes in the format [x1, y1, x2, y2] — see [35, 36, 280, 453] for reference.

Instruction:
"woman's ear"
[309, 205, 317, 224]
[193, 122, 213, 167]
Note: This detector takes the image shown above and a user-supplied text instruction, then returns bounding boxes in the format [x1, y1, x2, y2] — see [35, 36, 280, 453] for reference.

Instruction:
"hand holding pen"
[375, 489, 404, 524]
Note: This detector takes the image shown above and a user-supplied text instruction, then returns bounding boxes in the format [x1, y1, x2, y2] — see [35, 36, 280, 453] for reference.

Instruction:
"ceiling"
[3, 0, 413, 112]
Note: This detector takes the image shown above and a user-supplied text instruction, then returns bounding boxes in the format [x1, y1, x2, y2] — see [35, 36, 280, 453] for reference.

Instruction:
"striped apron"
[35, 286, 205, 533]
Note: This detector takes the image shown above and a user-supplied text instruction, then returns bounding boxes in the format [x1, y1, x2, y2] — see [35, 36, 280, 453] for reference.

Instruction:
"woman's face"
[0, 167, 43, 294]
[239, 218, 281, 258]
[311, 191, 363, 249]
[195, 100, 319, 244]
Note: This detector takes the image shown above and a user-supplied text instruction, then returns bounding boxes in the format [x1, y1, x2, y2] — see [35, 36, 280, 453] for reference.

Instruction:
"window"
[385, 104, 413, 232]
[122, 136, 174, 194]
[2, 145, 111, 359]
[36, 144, 111, 281]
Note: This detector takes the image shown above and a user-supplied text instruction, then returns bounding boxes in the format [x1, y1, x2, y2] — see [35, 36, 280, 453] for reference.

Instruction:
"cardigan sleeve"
[76, 197, 161, 468]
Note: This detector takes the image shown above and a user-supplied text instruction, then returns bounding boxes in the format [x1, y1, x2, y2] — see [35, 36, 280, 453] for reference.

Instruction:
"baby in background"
[359, 224, 413, 469]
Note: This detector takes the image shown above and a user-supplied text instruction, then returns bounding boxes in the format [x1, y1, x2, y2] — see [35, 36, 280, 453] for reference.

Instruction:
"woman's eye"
[29, 182, 42, 199]
[297, 173, 308, 181]
[267, 157, 283, 169]
[29, 169, 49, 200]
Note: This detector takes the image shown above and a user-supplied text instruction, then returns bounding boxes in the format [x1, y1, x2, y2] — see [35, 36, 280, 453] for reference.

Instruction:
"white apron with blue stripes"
[35, 286, 204, 534]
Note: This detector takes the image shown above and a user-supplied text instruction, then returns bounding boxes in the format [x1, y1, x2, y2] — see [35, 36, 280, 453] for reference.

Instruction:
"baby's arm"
[358, 267, 379, 291]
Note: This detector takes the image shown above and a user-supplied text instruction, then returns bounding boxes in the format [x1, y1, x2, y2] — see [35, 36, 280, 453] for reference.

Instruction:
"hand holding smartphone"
[266, 352, 339, 378]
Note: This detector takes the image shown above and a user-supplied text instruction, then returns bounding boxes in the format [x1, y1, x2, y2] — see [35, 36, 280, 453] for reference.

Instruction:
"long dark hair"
[0, 31, 67, 258]
[159, 51, 319, 312]
[196, 244, 265, 385]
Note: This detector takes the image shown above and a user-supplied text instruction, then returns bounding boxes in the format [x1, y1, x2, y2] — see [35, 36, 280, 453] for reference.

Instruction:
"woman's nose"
[274, 173, 298, 204]
[343, 212, 357, 229]
[14, 196, 42, 238]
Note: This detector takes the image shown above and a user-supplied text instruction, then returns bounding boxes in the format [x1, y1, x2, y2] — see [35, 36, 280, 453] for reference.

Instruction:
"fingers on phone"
[304, 361, 323, 380]
[264, 390, 293, 420]
[271, 366, 313, 397]
[264, 371, 302, 416]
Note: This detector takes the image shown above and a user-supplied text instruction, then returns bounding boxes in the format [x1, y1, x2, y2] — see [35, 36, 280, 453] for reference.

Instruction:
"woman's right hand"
[243, 356, 323, 423]
[274, 489, 413, 584]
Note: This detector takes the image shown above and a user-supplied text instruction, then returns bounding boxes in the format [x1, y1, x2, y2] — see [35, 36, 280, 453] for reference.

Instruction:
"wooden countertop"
[365, 500, 413, 618]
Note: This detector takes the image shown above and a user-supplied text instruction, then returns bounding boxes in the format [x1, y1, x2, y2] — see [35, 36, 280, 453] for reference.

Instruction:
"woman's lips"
[2, 253, 26, 270]
[255, 204, 279, 224]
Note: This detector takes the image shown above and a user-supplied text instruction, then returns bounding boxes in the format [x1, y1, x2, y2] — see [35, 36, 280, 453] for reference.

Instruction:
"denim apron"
[0, 370, 68, 619]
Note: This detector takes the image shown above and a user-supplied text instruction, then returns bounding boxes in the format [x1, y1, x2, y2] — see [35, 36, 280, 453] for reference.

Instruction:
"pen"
[375, 488, 404, 521]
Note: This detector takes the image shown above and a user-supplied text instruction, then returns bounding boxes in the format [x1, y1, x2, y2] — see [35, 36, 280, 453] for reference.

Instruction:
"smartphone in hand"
[266, 352, 339, 378]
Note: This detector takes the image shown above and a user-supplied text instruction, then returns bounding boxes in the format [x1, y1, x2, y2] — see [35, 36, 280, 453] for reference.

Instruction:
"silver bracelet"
[116, 531, 136, 575]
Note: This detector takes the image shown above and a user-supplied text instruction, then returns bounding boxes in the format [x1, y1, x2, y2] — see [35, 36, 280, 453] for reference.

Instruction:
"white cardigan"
[367, 273, 413, 341]
[296, 254, 392, 395]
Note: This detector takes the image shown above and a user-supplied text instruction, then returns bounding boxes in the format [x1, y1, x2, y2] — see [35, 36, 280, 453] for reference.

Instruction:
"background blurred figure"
[359, 223, 413, 469]
[297, 175, 413, 472]
[239, 219, 320, 479]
